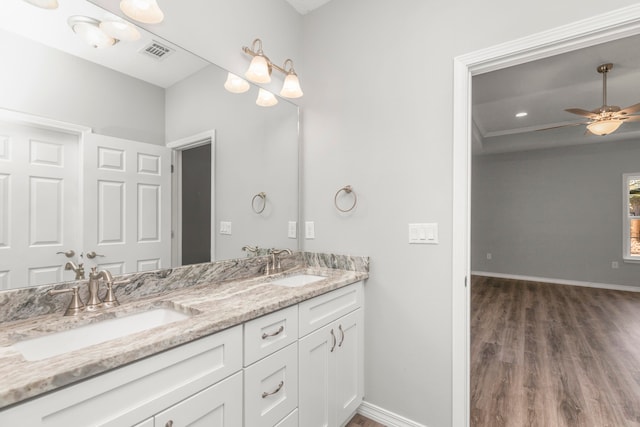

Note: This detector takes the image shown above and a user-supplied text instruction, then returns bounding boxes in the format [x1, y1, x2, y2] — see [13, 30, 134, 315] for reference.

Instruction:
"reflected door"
[83, 133, 171, 276]
[0, 121, 81, 289]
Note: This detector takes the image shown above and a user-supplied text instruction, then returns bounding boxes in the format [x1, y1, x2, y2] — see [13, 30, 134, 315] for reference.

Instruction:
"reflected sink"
[12, 308, 191, 361]
[269, 274, 327, 287]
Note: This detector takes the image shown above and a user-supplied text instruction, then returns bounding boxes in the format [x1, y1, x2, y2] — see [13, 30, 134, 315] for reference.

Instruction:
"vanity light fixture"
[99, 20, 141, 42]
[241, 38, 304, 99]
[256, 88, 278, 107]
[68, 16, 117, 49]
[120, 0, 165, 24]
[224, 73, 250, 94]
[22, 0, 58, 9]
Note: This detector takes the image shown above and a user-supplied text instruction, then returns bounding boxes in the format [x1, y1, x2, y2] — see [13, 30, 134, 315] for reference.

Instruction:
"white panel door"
[333, 309, 364, 426]
[0, 121, 80, 289]
[83, 133, 170, 276]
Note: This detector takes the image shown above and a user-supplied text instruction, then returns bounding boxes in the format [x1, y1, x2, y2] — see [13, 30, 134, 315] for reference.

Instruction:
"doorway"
[168, 130, 216, 267]
[452, 6, 640, 426]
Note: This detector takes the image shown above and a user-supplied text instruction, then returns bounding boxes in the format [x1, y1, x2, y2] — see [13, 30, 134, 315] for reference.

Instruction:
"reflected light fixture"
[256, 88, 278, 107]
[68, 16, 116, 49]
[224, 73, 250, 94]
[23, 0, 58, 8]
[100, 20, 141, 42]
[120, 0, 164, 24]
[240, 38, 304, 99]
[586, 119, 623, 136]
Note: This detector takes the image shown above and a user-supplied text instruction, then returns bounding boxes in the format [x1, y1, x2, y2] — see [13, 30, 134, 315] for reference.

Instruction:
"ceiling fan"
[543, 63, 640, 136]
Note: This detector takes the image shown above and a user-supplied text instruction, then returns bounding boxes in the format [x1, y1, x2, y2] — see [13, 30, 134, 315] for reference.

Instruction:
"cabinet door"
[154, 372, 243, 427]
[298, 322, 336, 427]
[333, 309, 364, 425]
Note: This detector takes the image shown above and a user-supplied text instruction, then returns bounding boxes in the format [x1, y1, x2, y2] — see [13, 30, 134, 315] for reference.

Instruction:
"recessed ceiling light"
[515, 112, 528, 118]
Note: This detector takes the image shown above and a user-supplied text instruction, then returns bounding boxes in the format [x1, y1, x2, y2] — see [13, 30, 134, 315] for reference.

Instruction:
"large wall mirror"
[0, 1, 299, 290]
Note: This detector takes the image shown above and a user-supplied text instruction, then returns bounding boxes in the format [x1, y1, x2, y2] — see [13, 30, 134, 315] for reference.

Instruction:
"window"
[624, 173, 640, 262]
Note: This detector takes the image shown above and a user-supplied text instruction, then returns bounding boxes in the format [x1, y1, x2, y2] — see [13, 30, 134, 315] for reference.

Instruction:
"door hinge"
[464, 276, 468, 288]
[171, 164, 174, 173]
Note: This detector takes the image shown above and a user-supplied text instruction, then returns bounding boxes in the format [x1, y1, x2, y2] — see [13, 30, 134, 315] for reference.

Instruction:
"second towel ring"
[334, 185, 357, 213]
[252, 192, 267, 214]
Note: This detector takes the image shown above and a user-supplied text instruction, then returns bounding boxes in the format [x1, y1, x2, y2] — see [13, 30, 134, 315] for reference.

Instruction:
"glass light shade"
[279, 73, 304, 98]
[224, 73, 250, 94]
[586, 119, 623, 136]
[23, 0, 58, 9]
[100, 20, 141, 42]
[68, 17, 116, 49]
[256, 89, 278, 107]
[120, 0, 164, 24]
[245, 55, 271, 84]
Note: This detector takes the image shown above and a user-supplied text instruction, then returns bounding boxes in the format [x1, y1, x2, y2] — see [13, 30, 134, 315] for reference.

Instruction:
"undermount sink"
[269, 274, 327, 287]
[12, 307, 191, 361]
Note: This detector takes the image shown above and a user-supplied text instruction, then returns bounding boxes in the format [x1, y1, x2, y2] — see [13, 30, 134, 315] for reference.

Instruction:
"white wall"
[0, 29, 165, 144]
[472, 140, 640, 287]
[90, 1, 640, 426]
[300, 1, 640, 426]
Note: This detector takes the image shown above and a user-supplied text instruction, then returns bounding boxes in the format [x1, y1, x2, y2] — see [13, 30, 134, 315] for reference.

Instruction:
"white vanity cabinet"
[0, 326, 243, 426]
[298, 283, 364, 427]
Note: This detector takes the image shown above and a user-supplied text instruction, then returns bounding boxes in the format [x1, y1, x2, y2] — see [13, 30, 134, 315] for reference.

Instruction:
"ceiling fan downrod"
[597, 63, 613, 112]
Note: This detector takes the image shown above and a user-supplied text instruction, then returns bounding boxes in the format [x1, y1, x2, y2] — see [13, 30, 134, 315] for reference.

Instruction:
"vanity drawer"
[244, 342, 298, 427]
[298, 282, 363, 337]
[275, 408, 298, 427]
[244, 305, 298, 366]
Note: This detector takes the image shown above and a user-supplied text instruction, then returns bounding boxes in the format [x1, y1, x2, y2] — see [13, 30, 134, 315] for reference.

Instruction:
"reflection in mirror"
[0, 0, 299, 290]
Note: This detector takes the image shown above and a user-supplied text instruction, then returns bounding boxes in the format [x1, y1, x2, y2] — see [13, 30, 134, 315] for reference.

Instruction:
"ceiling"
[0, 0, 207, 88]
[472, 33, 640, 155]
[285, 0, 333, 14]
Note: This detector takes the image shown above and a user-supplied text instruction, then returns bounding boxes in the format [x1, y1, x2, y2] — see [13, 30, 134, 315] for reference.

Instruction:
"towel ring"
[334, 185, 357, 213]
[252, 192, 267, 214]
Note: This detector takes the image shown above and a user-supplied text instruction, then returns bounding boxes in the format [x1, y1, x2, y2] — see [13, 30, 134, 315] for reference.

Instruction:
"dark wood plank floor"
[471, 276, 640, 426]
[346, 414, 386, 426]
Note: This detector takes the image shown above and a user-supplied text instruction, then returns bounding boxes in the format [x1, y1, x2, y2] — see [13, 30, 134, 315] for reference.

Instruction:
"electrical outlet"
[486, 253, 492, 260]
[288, 221, 297, 239]
[219, 221, 232, 235]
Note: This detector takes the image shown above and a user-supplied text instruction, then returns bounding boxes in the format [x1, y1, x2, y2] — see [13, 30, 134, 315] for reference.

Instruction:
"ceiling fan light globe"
[586, 119, 622, 136]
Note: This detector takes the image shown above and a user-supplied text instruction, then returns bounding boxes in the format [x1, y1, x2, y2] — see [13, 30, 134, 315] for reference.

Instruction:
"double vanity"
[0, 252, 368, 426]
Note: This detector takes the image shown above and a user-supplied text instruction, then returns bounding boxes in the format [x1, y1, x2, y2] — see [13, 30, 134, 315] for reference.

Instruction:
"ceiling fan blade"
[535, 122, 588, 132]
[623, 114, 640, 122]
[565, 108, 599, 119]
[619, 102, 640, 115]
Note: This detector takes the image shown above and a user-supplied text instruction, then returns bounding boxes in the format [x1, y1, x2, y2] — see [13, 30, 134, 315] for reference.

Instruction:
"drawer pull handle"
[262, 325, 284, 339]
[330, 329, 336, 352]
[262, 381, 284, 398]
[338, 325, 345, 347]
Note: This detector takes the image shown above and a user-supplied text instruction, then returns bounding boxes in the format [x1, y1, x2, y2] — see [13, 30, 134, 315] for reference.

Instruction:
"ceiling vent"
[140, 40, 174, 61]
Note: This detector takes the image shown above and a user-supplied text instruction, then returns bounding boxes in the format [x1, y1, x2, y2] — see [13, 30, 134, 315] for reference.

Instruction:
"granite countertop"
[0, 266, 368, 409]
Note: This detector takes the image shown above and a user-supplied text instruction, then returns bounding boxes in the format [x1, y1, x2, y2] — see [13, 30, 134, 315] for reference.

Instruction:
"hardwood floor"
[345, 414, 386, 427]
[471, 276, 640, 426]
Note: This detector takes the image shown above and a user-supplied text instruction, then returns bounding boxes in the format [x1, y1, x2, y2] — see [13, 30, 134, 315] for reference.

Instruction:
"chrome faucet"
[86, 267, 104, 311]
[64, 261, 85, 280]
[265, 248, 293, 275]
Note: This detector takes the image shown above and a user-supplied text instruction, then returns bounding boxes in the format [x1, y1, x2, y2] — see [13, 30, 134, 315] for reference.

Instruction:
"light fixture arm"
[242, 39, 297, 76]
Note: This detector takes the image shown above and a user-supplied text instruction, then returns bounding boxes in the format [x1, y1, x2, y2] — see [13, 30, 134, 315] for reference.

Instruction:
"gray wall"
[472, 140, 640, 287]
[91, 1, 640, 426]
[0, 29, 165, 145]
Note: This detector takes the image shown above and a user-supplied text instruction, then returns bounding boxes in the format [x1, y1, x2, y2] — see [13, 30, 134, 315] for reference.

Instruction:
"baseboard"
[357, 401, 427, 427]
[472, 271, 640, 293]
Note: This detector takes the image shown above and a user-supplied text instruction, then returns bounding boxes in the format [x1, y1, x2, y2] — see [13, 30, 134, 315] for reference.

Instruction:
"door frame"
[451, 5, 640, 426]
[167, 130, 216, 266]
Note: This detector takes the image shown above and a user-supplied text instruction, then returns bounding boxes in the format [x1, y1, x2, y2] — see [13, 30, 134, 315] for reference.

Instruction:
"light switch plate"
[408, 223, 438, 244]
[288, 221, 297, 239]
[220, 221, 232, 235]
[305, 221, 315, 239]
